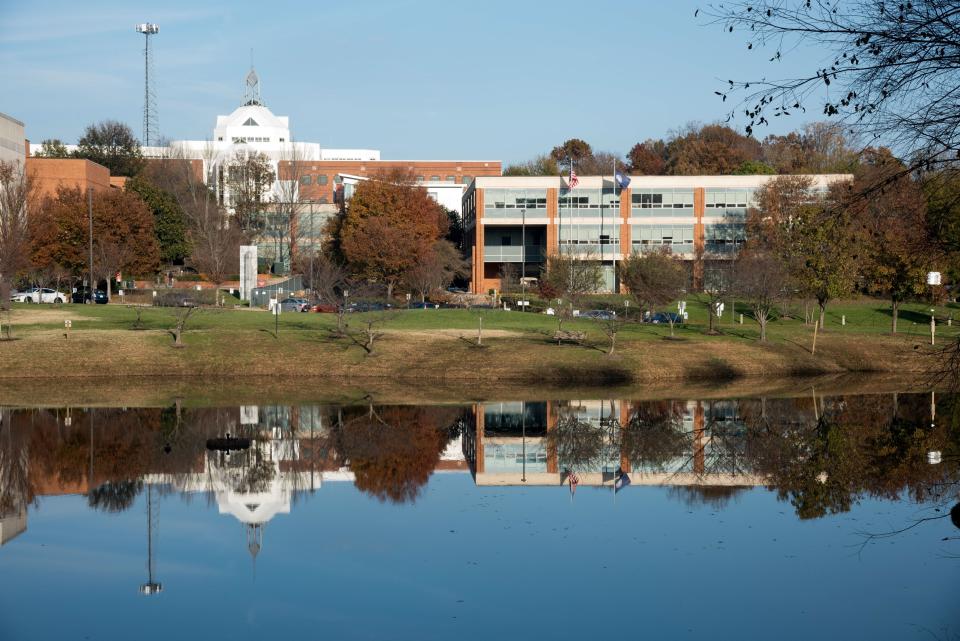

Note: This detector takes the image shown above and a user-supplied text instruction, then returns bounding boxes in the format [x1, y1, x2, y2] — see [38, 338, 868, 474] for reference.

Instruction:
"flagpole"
[613, 158, 617, 294]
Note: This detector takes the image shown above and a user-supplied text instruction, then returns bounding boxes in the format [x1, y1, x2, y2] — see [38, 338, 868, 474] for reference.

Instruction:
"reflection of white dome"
[215, 468, 291, 525]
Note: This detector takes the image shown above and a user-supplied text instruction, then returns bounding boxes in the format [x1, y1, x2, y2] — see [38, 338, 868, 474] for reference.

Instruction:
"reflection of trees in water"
[334, 405, 463, 504]
[620, 401, 688, 473]
[667, 486, 749, 509]
[87, 479, 144, 512]
[739, 393, 959, 520]
[0, 408, 32, 515]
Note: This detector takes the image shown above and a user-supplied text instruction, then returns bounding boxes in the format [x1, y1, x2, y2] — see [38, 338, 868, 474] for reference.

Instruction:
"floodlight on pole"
[134, 23, 159, 146]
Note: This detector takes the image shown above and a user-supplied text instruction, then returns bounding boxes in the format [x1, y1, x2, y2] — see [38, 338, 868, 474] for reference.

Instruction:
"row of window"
[631, 189, 695, 209]
[704, 189, 754, 209]
[225, 136, 280, 143]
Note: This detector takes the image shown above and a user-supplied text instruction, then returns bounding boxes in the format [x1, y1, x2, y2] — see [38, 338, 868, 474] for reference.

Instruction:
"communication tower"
[135, 23, 159, 146]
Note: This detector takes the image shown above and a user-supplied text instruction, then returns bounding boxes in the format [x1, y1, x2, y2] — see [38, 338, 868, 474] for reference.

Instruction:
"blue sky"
[0, 0, 827, 163]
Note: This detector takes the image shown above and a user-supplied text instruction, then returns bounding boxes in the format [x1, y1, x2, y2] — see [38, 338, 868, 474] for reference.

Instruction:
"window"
[416, 176, 424, 183]
[299, 175, 312, 185]
[217, 137, 223, 141]
[430, 175, 440, 182]
[318, 175, 328, 185]
[242, 117, 259, 126]
[502, 236, 512, 246]
[279, 138, 285, 142]
[462, 175, 473, 184]
[446, 175, 456, 183]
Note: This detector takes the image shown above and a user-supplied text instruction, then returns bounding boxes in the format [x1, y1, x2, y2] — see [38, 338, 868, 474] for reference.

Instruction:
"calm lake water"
[0, 391, 957, 640]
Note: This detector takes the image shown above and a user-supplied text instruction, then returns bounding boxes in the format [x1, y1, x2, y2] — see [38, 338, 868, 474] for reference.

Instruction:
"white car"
[11, 288, 68, 304]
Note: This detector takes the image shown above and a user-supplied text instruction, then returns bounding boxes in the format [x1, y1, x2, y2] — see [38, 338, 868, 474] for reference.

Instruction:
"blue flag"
[615, 169, 631, 190]
[614, 470, 631, 493]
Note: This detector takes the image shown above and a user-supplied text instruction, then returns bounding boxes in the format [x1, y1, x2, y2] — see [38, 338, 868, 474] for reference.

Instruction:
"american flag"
[567, 470, 580, 495]
[568, 166, 579, 189]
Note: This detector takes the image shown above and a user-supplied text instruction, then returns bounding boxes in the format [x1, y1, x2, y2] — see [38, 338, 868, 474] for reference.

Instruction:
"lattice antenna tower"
[135, 23, 159, 146]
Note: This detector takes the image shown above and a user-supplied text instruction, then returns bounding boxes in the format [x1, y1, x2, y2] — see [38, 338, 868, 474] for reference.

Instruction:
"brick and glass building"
[463, 174, 850, 294]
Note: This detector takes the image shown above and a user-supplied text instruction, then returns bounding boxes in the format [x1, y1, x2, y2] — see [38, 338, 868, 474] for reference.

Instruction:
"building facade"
[0, 111, 26, 167]
[463, 174, 850, 294]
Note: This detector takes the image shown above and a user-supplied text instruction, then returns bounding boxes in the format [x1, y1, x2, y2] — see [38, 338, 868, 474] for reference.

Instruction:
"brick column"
[546, 188, 559, 256]
[619, 188, 631, 293]
[693, 187, 705, 291]
[546, 401, 558, 474]
[472, 189, 485, 294]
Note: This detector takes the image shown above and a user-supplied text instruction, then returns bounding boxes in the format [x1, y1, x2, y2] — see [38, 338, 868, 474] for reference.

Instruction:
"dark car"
[310, 303, 338, 313]
[72, 289, 108, 304]
[410, 301, 440, 309]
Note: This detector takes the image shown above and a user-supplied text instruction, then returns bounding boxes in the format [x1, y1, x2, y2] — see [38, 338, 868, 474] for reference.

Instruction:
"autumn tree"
[619, 247, 687, 336]
[749, 175, 857, 330]
[334, 169, 448, 299]
[125, 175, 190, 265]
[268, 144, 311, 272]
[225, 150, 275, 234]
[760, 123, 859, 175]
[30, 186, 160, 295]
[732, 251, 790, 341]
[75, 120, 144, 177]
[550, 138, 593, 165]
[850, 149, 934, 333]
[0, 161, 33, 309]
[664, 124, 761, 175]
[627, 140, 668, 175]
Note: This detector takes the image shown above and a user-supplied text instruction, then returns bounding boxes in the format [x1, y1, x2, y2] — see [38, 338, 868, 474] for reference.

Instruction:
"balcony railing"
[483, 245, 547, 263]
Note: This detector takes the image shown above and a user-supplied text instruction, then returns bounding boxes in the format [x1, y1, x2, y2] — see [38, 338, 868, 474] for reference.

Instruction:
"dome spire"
[243, 55, 262, 107]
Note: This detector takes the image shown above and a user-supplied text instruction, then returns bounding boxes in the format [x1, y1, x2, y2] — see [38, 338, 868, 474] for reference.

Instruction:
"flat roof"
[472, 174, 852, 189]
[0, 111, 25, 127]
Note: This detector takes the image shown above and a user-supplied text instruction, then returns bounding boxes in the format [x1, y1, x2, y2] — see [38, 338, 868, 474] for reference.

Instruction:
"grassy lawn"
[0, 295, 949, 385]
[5, 295, 956, 341]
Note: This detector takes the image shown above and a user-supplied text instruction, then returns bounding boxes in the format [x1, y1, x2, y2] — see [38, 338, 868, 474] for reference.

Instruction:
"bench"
[553, 329, 586, 345]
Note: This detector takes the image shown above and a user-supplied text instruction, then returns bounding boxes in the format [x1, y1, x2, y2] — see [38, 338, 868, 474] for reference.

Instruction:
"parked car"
[310, 303, 338, 313]
[71, 288, 108, 304]
[647, 311, 683, 324]
[347, 301, 393, 313]
[579, 309, 617, 321]
[279, 297, 310, 312]
[11, 288, 68, 304]
[410, 301, 440, 309]
[446, 287, 467, 294]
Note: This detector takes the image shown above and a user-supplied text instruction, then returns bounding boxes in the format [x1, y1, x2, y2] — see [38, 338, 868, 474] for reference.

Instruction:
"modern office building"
[463, 174, 851, 294]
[0, 111, 26, 166]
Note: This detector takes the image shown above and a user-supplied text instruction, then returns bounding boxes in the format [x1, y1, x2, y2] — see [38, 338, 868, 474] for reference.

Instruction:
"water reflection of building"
[464, 400, 764, 487]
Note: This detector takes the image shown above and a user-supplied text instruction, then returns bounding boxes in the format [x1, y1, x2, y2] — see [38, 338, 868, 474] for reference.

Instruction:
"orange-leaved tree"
[336, 169, 448, 299]
[30, 186, 160, 294]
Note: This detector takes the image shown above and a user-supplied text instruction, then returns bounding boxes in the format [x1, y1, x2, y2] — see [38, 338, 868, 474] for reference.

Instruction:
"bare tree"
[225, 149, 275, 235]
[153, 145, 241, 304]
[703, 1, 960, 176]
[703, 262, 733, 335]
[0, 161, 33, 310]
[170, 306, 197, 348]
[732, 251, 790, 341]
[404, 240, 469, 303]
[619, 247, 687, 336]
[539, 252, 604, 331]
[305, 253, 350, 335]
[269, 143, 309, 273]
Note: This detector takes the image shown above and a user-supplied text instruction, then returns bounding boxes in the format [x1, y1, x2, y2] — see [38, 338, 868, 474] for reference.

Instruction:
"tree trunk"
[811, 318, 819, 355]
[891, 299, 899, 334]
[477, 316, 482, 346]
[106, 277, 112, 302]
[386, 281, 394, 301]
[668, 319, 675, 337]
[758, 310, 767, 342]
[818, 300, 826, 331]
[608, 331, 617, 355]
[0, 277, 10, 312]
